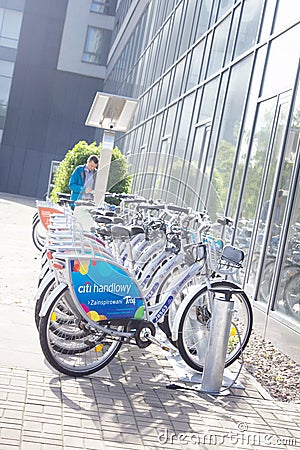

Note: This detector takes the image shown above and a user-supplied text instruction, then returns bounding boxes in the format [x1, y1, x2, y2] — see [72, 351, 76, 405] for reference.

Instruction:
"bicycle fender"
[38, 262, 50, 283]
[39, 283, 68, 317]
[171, 284, 203, 342]
[34, 271, 55, 301]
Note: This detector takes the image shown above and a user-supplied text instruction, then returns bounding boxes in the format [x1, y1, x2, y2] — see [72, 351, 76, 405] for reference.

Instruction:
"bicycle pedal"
[145, 333, 177, 355]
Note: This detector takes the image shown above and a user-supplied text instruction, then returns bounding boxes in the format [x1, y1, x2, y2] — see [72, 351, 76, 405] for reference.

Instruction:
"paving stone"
[1, 427, 22, 440]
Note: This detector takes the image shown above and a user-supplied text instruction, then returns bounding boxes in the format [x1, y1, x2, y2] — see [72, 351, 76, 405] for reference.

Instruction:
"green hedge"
[50, 140, 132, 204]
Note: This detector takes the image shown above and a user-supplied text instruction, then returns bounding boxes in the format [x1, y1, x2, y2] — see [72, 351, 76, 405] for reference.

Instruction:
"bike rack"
[200, 287, 241, 395]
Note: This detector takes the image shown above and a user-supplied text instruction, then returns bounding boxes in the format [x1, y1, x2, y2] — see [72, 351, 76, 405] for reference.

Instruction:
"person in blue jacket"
[69, 155, 98, 207]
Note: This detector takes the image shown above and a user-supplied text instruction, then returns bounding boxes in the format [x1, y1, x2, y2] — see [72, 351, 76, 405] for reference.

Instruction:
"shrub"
[50, 140, 132, 204]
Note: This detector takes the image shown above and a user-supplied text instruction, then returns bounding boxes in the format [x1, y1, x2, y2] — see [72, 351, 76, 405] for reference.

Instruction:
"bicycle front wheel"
[177, 280, 253, 372]
[39, 286, 123, 376]
[32, 218, 47, 251]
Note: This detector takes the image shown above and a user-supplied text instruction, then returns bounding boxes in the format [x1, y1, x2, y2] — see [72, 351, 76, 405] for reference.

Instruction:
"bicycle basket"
[217, 245, 244, 275]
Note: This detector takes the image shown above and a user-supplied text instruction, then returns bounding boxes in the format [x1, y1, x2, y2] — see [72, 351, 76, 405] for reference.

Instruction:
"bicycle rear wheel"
[177, 280, 252, 372]
[39, 286, 123, 376]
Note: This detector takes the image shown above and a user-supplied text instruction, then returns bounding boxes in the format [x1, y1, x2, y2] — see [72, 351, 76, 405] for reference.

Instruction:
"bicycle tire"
[34, 276, 56, 328]
[39, 286, 123, 376]
[43, 296, 104, 354]
[32, 218, 46, 251]
[177, 280, 253, 372]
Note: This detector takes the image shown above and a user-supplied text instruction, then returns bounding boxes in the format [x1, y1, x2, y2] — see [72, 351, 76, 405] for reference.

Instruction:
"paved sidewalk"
[0, 192, 299, 450]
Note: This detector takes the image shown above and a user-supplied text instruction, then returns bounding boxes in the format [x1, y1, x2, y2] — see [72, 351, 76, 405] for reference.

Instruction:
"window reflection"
[248, 96, 290, 305]
[207, 16, 230, 76]
[90, 0, 110, 15]
[274, 87, 300, 322]
[186, 41, 205, 91]
[234, 0, 262, 58]
[83, 26, 110, 65]
[239, 98, 277, 286]
[212, 56, 252, 213]
[0, 8, 22, 49]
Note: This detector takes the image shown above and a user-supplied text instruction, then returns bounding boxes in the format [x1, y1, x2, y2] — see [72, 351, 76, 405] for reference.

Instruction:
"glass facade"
[104, 0, 300, 360]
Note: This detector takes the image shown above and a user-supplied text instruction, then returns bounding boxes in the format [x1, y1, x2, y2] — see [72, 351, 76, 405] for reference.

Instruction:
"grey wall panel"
[0, 144, 12, 188]
[18, 148, 41, 196]
[5, 146, 26, 193]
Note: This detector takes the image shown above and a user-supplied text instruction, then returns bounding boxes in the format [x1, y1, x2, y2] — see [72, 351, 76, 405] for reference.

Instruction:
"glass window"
[174, 92, 196, 158]
[207, 16, 231, 76]
[200, 73, 228, 214]
[0, 8, 23, 48]
[234, 0, 263, 58]
[224, 5, 240, 65]
[0, 76, 12, 105]
[188, 121, 211, 208]
[0, 60, 14, 77]
[178, 0, 197, 55]
[229, 46, 268, 221]
[170, 58, 185, 101]
[253, 97, 290, 307]
[273, 0, 299, 32]
[217, 0, 235, 19]
[186, 40, 205, 91]
[164, 103, 177, 138]
[158, 71, 172, 110]
[144, 39, 157, 89]
[259, 0, 276, 41]
[198, 76, 219, 124]
[239, 98, 277, 224]
[82, 26, 110, 65]
[149, 113, 163, 154]
[274, 132, 300, 321]
[154, 21, 171, 80]
[90, 0, 110, 15]
[165, 2, 183, 69]
[242, 96, 288, 296]
[211, 56, 252, 212]
[200, 32, 213, 81]
[261, 26, 300, 98]
[194, 1, 211, 41]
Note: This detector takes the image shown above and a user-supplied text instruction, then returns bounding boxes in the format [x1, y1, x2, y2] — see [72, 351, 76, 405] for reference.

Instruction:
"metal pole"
[94, 130, 115, 207]
[201, 292, 234, 394]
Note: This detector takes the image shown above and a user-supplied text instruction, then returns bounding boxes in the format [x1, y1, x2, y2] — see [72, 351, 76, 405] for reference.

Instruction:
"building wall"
[105, 0, 300, 362]
[0, 0, 114, 198]
[57, 0, 114, 79]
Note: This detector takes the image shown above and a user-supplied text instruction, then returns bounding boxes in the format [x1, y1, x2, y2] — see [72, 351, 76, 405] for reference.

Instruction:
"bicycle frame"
[39, 243, 207, 343]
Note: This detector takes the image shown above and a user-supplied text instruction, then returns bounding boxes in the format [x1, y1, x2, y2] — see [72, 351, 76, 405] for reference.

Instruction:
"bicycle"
[37, 210, 252, 377]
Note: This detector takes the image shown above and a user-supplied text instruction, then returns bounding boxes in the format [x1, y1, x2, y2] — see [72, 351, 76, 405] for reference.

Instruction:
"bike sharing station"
[86, 92, 246, 395]
[33, 92, 250, 396]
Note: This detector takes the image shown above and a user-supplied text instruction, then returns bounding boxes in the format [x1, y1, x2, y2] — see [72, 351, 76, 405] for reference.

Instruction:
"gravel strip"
[241, 330, 300, 403]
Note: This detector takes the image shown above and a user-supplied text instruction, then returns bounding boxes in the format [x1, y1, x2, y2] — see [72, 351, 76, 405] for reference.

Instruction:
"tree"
[50, 141, 132, 204]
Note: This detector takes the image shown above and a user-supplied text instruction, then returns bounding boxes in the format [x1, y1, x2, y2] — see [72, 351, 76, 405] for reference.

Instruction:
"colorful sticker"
[70, 259, 144, 321]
